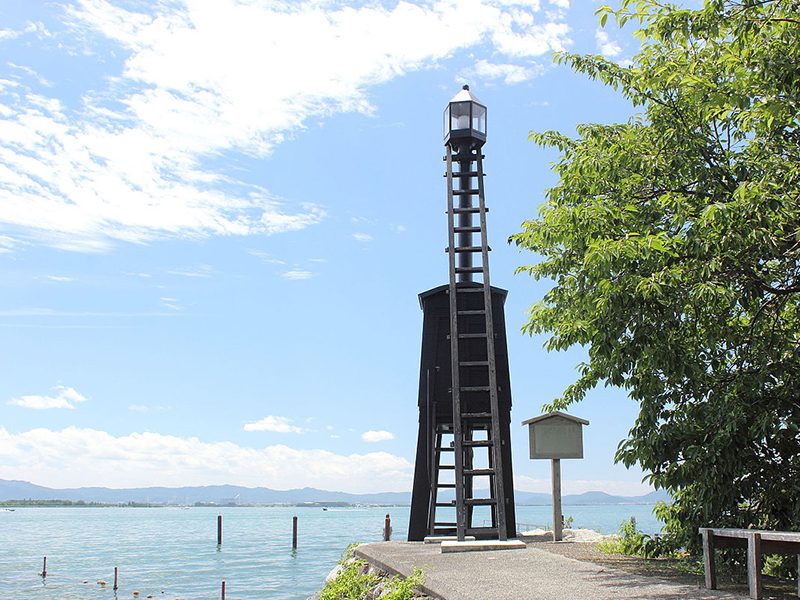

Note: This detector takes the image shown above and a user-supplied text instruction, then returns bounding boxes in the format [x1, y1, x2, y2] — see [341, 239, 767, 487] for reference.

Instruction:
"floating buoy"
[98, 580, 107, 585]
[83, 580, 89, 584]
[133, 592, 139, 596]
[146, 595, 153, 598]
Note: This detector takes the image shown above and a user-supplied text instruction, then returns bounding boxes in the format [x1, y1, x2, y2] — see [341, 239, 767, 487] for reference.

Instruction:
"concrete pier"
[355, 541, 746, 600]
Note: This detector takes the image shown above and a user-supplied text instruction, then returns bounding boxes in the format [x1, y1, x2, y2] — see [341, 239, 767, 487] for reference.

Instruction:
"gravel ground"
[530, 541, 799, 600]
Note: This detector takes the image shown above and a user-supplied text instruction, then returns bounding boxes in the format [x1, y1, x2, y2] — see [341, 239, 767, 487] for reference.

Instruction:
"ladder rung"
[461, 385, 490, 392]
[457, 309, 485, 315]
[436, 483, 456, 489]
[455, 267, 484, 274]
[446, 246, 490, 253]
[452, 207, 488, 214]
[458, 332, 487, 338]
[462, 412, 493, 418]
[435, 522, 458, 527]
[443, 171, 480, 177]
[438, 465, 456, 470]
[464, 468, 495, 476]
[452, 189, 479, 195]
[459, 361, 489, 367]
[439, 447, 454, 452]
[453, 226, 480, 233]
[463, 440, 494, 447]
[435, 502, 456, 507]
[466, 527, 499, 535]
[465, 498, 497, 506]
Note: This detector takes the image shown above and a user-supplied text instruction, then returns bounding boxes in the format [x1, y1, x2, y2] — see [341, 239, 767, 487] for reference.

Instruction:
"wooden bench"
[700, 527, 800, 599]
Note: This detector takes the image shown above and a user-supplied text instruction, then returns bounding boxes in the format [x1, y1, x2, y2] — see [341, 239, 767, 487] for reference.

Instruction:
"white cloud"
[43, 275, 74, 282]
[128, 404, 169, 412]
[122, 271, 152, 278]
[0, 29, 21, 41]
[8, 386, 89, 410]
[8, 62, 53, 87]
[167, 265, 214, 278]
[247, 249, 286, 264]
[0, 22, 48, 42]
[244, 415, 309, 434]
[0, 0, 569, 251]
[595, 29, 622, 58]
[0, 235, 21, 253]
[0, 427, 412, 492]
[282, 269, 313, 280]
[468, 59, 545, 84]
[352, 233, 372, 243]
[362, 430, 394, 443]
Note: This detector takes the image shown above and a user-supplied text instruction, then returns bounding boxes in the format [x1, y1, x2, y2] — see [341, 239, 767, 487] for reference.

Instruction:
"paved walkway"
[355, 541, 746, 600]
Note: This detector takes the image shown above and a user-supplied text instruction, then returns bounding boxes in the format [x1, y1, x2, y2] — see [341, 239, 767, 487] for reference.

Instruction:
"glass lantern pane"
[450, 102, 471, 131]
[473, 104, 486, 134]
[443, 107, 449, 138]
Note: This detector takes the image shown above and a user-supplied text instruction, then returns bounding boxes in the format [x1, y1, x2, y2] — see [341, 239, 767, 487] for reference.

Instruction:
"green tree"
[511, 0, 800, 554]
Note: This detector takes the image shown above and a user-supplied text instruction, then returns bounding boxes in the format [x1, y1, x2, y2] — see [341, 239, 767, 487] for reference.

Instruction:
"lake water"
[0, 505, 662, 600]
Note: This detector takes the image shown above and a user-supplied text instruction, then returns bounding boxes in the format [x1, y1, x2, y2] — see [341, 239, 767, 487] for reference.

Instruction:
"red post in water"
[221, 580, 226, 600]
[113, 567, 118, 590]
[384, 514, 392, 541]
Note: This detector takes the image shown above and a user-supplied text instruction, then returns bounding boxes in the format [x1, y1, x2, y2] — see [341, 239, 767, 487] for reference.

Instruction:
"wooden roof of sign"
[521, 411, 589, 426]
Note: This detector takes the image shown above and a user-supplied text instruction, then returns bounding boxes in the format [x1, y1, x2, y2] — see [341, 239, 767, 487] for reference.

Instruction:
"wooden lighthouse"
[408, 86, 516, 542]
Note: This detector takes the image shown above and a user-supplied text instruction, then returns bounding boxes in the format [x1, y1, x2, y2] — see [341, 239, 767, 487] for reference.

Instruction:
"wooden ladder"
[431, 143, 507, 541]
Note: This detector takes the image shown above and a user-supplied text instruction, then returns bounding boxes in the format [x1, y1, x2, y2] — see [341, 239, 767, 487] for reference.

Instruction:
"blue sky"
[1, 0, 662, 496]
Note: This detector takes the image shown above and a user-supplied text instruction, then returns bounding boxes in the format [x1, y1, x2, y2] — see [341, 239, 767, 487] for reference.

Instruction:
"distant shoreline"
[1, 500, 663, 508]
[0, 478, 669, 507]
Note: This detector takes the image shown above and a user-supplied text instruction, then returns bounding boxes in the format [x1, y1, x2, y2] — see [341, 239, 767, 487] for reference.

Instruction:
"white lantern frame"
[443, 85, 487, 145]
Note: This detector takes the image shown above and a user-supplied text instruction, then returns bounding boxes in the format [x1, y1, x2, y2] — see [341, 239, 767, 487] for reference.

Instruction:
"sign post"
[521, 411, 589, 541]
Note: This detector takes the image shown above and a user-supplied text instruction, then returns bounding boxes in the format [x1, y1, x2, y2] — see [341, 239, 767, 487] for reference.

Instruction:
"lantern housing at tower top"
[443, 85, 486, 145]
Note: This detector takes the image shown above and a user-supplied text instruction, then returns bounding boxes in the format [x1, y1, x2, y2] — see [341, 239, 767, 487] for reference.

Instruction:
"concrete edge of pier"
[355, 540, 748, 600]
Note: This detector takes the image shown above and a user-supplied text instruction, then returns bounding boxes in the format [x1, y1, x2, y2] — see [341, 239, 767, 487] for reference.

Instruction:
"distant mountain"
[0, 479, 409, 505]
[0, 478, 669, 506]
[507, 489, 669, 505]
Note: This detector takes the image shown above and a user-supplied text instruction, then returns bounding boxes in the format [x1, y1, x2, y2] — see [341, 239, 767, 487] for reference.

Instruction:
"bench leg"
[747, 533, 762, 600]
[702, 529, 717, 589]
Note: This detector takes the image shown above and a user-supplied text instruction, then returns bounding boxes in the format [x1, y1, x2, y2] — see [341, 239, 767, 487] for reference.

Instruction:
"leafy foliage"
[318, 544, 426, 600]
[380, 570, 426, 600]
[511, 0, 800, 556]
[599, 517, 676, 558]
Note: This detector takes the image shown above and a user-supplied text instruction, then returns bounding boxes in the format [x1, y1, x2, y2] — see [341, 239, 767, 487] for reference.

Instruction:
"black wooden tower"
[408, 86, 516, 542]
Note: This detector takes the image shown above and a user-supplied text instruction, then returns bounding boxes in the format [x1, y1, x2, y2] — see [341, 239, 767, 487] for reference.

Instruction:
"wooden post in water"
[221, 580, 226, 600]
[217, 514, 223, 545]
[292, 516, 298, 549]
[113, 566, 118, 590]
[383, 514, 392, 541]
[40, 556, 47, 577]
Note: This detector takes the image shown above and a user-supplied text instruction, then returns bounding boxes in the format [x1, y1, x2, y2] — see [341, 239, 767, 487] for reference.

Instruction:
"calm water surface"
[0, 505, 661, 600]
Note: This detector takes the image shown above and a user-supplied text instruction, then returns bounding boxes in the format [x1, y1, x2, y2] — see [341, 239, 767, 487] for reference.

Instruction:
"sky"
[0, 0, 663, 497]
